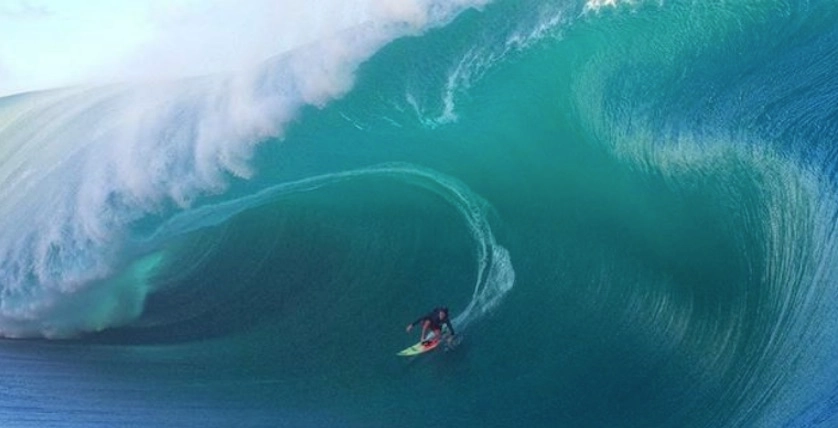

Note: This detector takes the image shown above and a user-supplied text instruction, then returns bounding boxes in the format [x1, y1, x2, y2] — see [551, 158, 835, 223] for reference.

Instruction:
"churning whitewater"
[0, 0, 494, 338]
[2, 0, 838, 427]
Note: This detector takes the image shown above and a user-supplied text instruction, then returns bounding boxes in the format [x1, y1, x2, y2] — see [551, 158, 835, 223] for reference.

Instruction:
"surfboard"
[397, 329, 461, 356]
[397, 335, 442, 357]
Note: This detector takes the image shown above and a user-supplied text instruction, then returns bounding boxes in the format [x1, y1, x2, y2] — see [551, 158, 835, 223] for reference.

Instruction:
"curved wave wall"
[2, 1, 838, 427]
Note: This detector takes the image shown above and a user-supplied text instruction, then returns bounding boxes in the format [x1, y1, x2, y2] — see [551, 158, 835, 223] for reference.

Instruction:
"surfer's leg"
[421, 328, 441, 345]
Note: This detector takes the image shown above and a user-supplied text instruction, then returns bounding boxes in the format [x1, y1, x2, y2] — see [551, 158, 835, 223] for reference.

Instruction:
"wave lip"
[0, 1, 490, 339]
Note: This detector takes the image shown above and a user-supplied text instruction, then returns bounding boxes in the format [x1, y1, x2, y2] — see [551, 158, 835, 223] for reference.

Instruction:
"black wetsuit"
[410, 308, 455, 336]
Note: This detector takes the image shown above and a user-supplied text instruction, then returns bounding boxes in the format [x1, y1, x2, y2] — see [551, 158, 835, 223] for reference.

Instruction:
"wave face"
[0, 0, 491, 337]
[3, 0, 838, 426]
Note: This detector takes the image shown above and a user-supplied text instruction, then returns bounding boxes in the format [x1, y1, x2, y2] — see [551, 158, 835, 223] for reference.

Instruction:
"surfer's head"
[438, 307, 448, 319]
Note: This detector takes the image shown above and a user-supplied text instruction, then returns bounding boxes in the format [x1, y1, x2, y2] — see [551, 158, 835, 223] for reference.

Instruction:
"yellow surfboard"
[397, 336, 442, 356]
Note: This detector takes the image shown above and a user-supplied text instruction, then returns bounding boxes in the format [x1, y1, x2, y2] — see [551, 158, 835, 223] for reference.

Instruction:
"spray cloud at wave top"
[0, 0, 491, 338]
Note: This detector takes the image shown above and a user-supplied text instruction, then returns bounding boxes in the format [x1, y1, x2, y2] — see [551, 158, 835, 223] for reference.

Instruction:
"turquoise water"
[3, 0, 838, 426]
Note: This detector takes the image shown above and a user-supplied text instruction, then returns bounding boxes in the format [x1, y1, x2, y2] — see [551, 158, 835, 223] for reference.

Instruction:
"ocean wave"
[562, 1, 838, 424]
[138, 163, 514, 333]
[0, 1, 491, 338]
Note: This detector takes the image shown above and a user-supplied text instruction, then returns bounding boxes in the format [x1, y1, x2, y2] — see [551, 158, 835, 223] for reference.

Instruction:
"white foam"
[583, 0, 628, 13]
[0, 0, 489, 97]
[409, 3, 567, 127]
[0, 1, 491, 338]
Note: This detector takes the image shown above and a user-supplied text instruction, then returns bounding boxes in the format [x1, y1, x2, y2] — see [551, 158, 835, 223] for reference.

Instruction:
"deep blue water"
[3, 0, 838, 426]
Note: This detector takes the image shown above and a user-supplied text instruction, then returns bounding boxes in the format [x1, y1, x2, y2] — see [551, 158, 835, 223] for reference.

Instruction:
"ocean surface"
[3, 0, 838, 426]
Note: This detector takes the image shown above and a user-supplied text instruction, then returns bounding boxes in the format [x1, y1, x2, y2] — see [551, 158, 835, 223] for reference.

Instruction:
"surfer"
[406, 306, 456, 345]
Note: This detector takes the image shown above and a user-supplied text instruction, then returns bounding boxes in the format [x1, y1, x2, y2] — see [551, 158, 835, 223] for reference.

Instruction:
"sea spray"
[0, 0, 492, 338]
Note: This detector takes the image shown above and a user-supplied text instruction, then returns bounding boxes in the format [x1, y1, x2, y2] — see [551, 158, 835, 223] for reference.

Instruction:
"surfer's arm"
[410, 316, 428, 327]
[406, 316, 428, 332]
